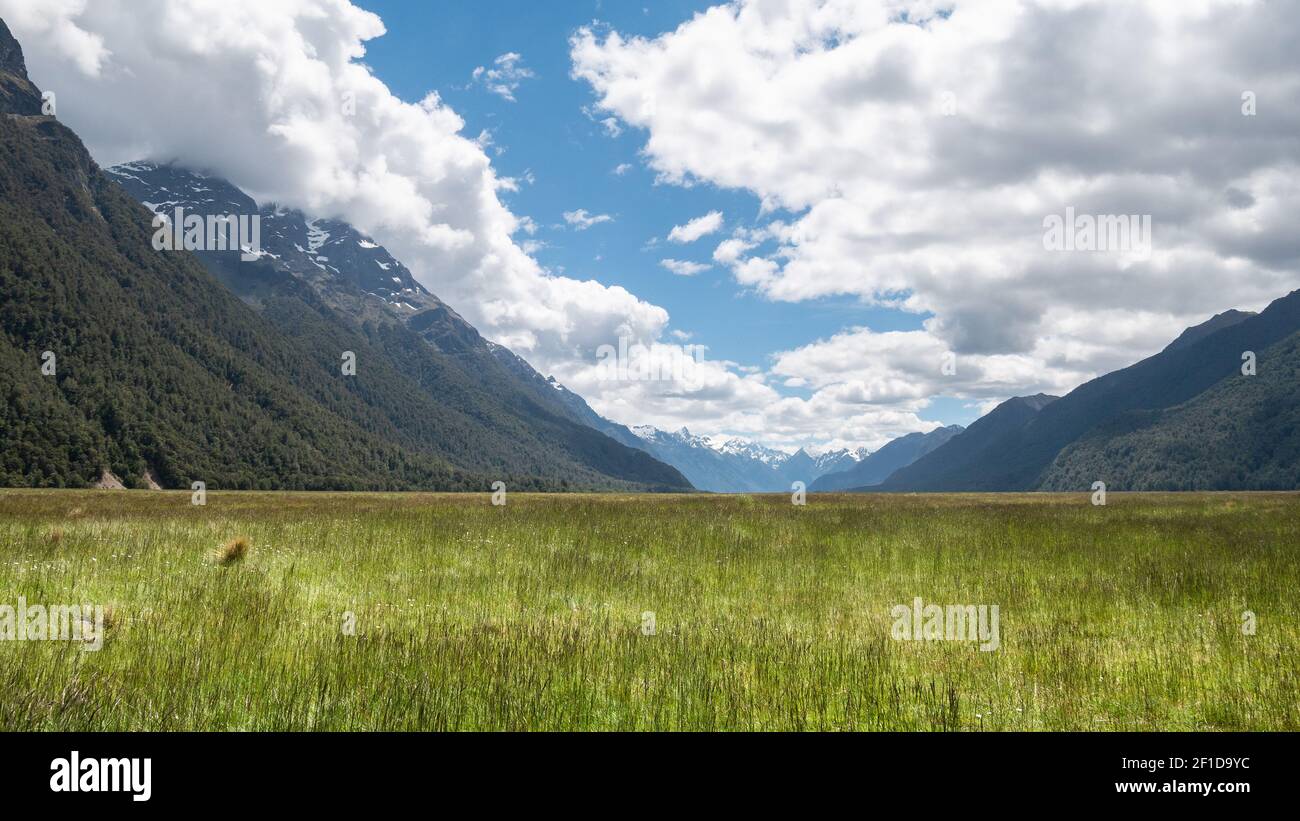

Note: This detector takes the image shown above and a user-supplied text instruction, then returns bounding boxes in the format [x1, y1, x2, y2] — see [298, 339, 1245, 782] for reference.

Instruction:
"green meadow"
[0, 489, 1296, 731]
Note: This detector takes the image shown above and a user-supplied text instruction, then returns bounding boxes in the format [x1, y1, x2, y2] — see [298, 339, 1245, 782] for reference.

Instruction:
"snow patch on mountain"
[305, 219, 330, 254]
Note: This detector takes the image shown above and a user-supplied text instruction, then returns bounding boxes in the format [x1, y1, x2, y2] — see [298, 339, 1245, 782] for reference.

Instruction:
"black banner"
[1, 732, 1282, 808]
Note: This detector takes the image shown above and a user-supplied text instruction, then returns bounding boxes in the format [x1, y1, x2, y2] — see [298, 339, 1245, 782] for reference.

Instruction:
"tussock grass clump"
[79, 604, 121, 647]
[100, 604, 120, 632]
[214, 536, 251, 566]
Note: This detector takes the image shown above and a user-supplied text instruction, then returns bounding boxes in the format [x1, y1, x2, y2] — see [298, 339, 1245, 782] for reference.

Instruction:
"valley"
[1, 489, 1295, 731]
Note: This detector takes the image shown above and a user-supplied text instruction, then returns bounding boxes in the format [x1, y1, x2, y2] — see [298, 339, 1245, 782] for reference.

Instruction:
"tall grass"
[0, 490, 1296, 730]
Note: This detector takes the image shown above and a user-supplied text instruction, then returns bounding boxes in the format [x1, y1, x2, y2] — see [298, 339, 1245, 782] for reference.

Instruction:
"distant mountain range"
[0, 18, 689, 492]
[625, 426, 866, 492]
[811, 425, 963, 491]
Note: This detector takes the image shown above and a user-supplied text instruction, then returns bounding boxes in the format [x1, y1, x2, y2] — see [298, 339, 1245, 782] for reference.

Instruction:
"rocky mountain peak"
[0, 18, 27, 77]
[0, 17, 43, 116]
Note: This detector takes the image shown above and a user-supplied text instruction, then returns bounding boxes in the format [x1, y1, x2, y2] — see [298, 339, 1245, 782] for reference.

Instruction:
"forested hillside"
[0, 20, 688, 491]
[879, 295, 1300, 492]
[1040, 331, 1300, 490]
[105, 163, 690, 492]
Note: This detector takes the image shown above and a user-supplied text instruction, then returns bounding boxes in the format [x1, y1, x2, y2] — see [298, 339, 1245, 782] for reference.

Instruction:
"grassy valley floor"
[0, 490, 1296, 730]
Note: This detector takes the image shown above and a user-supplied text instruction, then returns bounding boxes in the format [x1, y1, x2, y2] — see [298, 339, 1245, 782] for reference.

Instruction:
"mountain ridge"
[811, 424, 964, 491]
[882, 296, 1300, 491]
[1039, 328, 1300, 490]
[879, 395, 1059, 491]
[0, 18, 40, 116]
[623, 425, 867, 492]
[102, 160, 691, 491]
[0, 19, 689, 492]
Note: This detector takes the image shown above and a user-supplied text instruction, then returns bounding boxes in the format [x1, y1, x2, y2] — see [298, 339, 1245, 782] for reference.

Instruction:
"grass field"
[0, 489, 1296, 731]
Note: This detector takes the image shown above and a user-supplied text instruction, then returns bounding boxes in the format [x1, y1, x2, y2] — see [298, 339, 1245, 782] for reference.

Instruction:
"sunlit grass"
[0, 489, 1296, 730]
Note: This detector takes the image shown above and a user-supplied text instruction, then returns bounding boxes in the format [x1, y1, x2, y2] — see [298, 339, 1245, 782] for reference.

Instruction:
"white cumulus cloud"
[660, 258, 711, 276]
[0, 0, 670, 390]
[471, 51, 534, 102]
[562, 208, 615, 230]
[667, 210, 723, 243]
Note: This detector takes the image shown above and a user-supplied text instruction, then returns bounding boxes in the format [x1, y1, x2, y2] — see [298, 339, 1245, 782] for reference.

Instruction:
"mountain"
[809, 447, 866, 478]
[883, 291, 1300, 491]
[625, 426, 866, 492]
[811, 425, 964, 491]
[107, 161, 437, 321]
[712, 437, 793, 468]
[0, 44, 452, 489]
[1039, 328, 1300, 490]
[628, 427, 771, 492]
[0, 19, 40, 116]
[879, 395, 1059, 491]
[103, 160, 690, 492]
[1163, 309, 1255, 353]
[0, 20, 689, 491]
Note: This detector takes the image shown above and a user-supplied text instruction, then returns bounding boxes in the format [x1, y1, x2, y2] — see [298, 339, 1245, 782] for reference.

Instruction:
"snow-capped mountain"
[107, 161, 438, 321]
[810, 447, 872, 476]
[710, 437, 867, 475]
[626, 426, 868, 493]
[811, 425, 965, 491]
[711, 437, 792, 467]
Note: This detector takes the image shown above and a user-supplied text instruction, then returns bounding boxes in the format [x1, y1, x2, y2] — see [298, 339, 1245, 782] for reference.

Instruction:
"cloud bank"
[572, 0, 1300, 436]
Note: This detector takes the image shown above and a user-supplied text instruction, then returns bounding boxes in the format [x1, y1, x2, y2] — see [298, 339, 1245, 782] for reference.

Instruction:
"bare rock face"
[0, 17, 43, 116]
[94, 470, 125, 490]
[0, 17, 28, 76]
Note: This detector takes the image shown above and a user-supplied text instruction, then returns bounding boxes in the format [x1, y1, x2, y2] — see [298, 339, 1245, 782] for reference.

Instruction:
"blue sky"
[353, 0, 974, 430]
